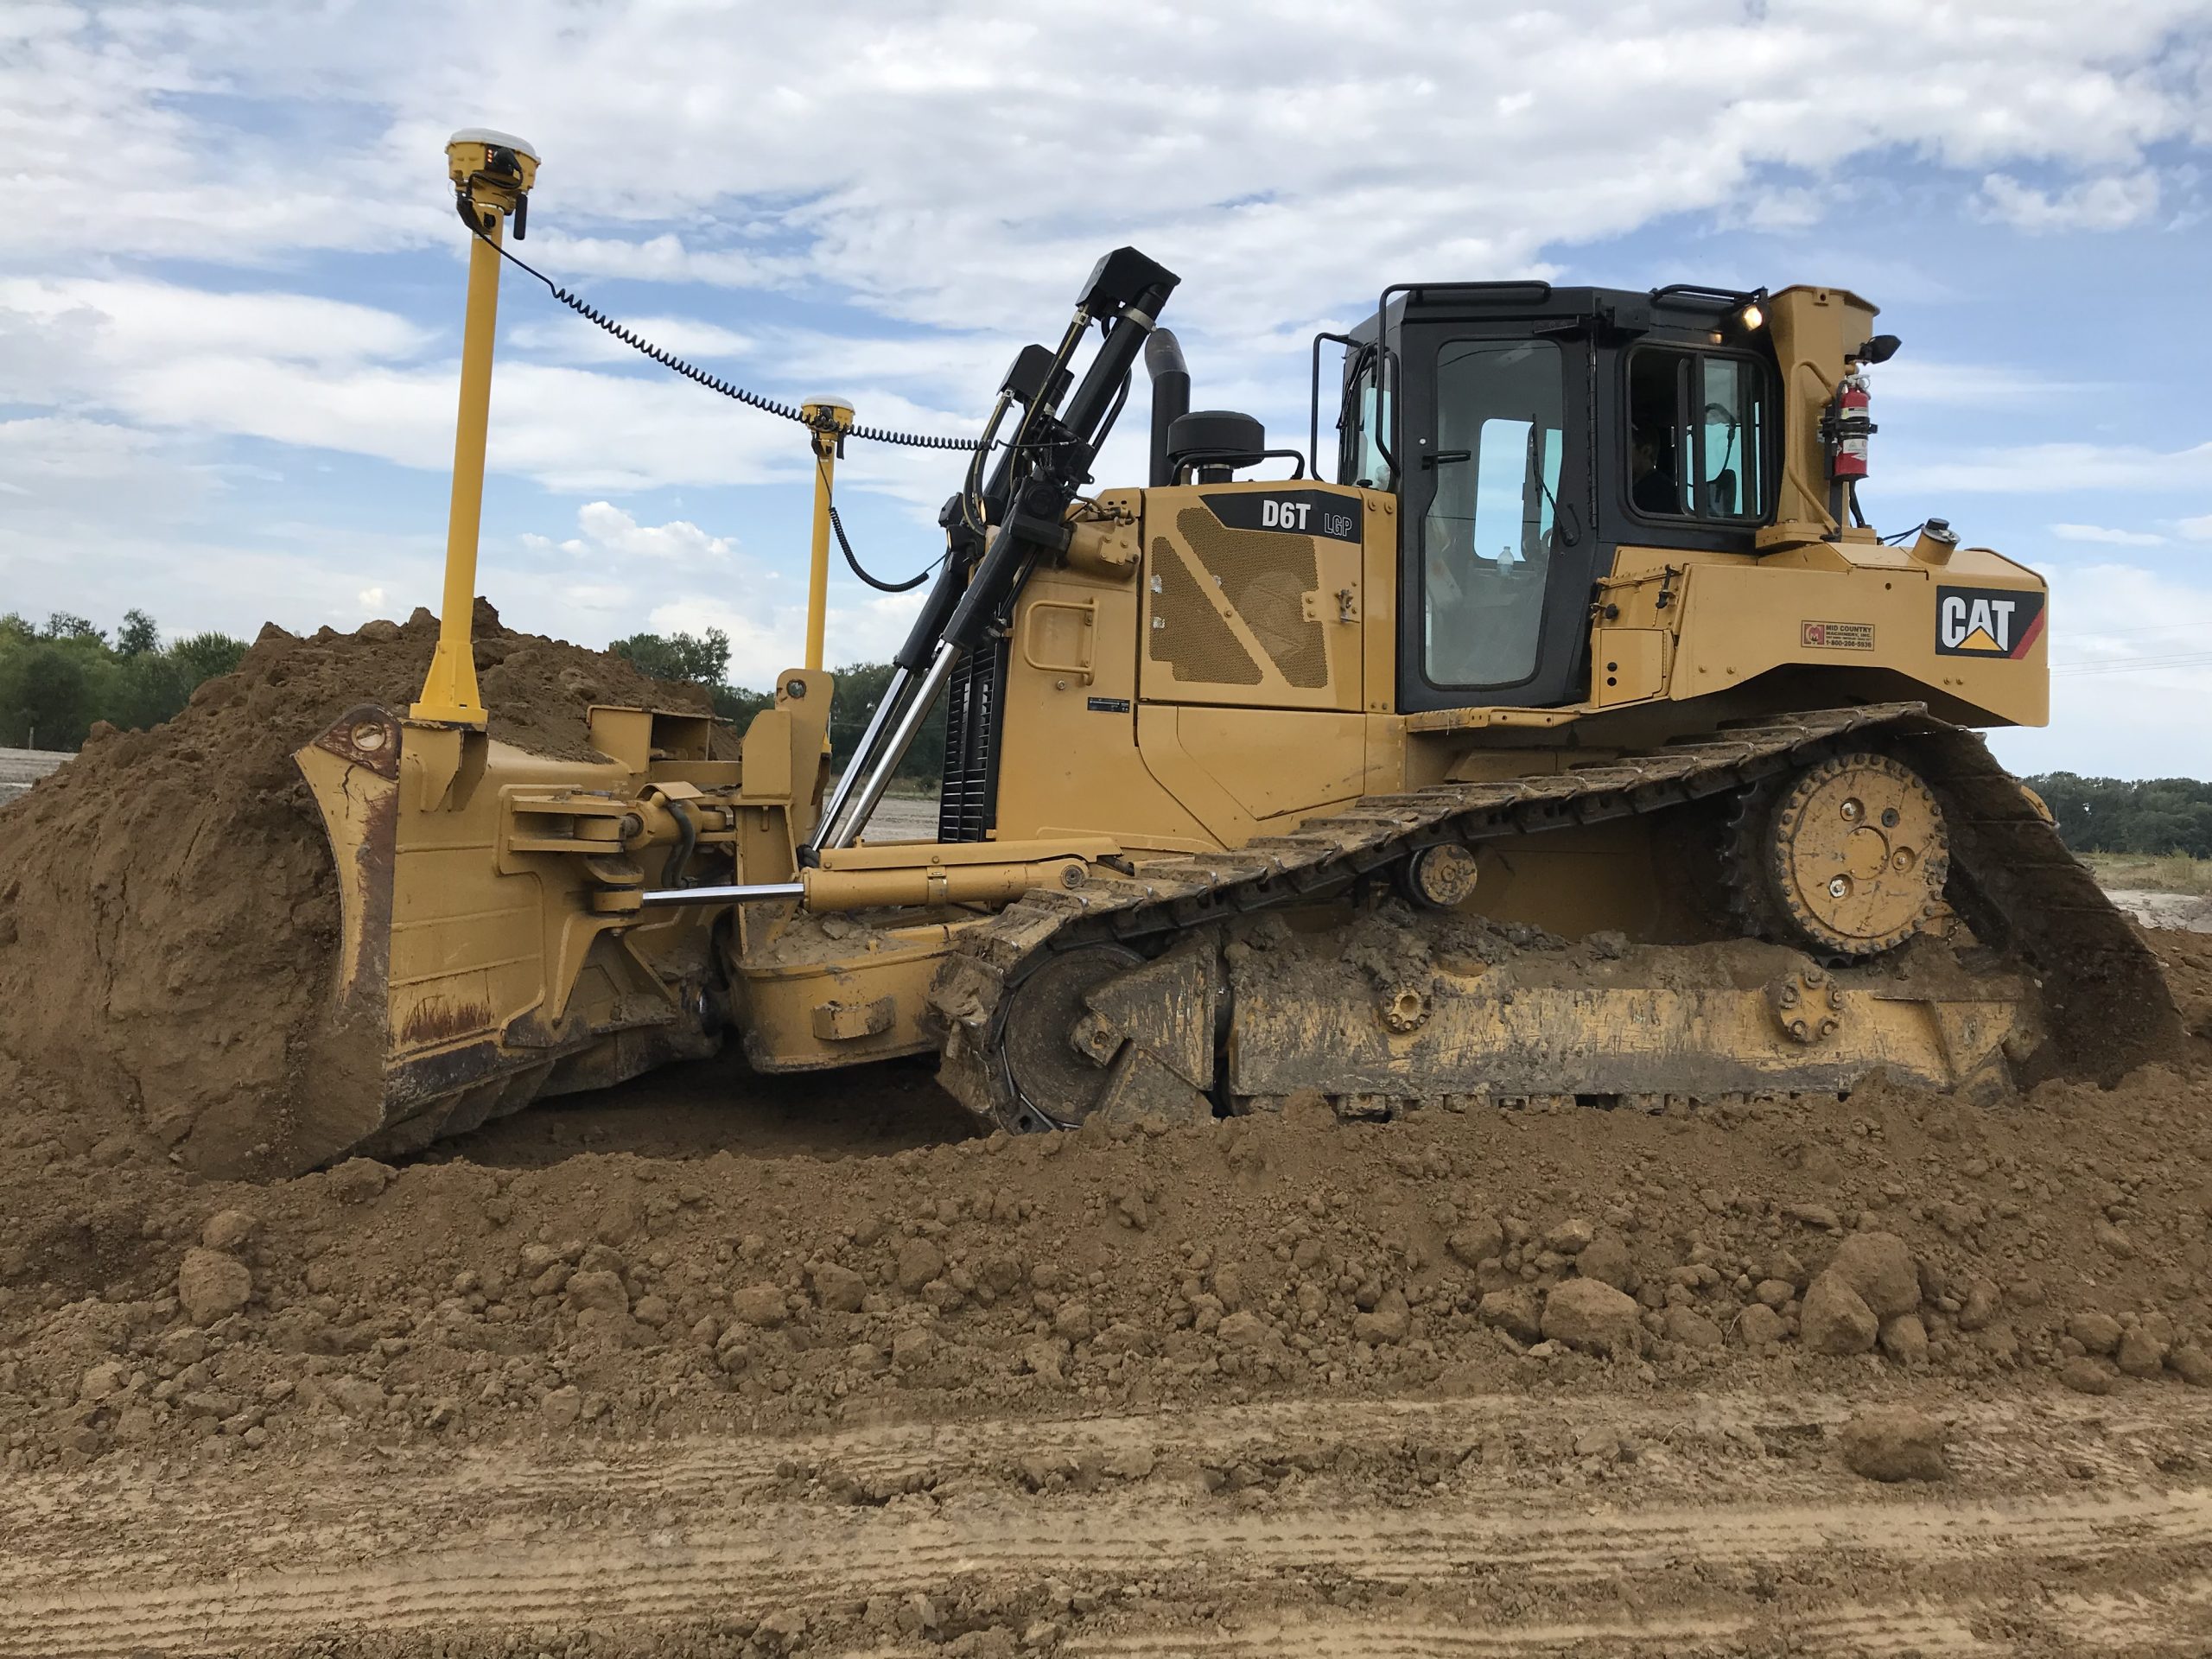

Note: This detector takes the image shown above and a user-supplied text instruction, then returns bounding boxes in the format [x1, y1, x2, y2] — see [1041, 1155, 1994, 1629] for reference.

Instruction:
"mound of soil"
[0, 604, 710, 1176]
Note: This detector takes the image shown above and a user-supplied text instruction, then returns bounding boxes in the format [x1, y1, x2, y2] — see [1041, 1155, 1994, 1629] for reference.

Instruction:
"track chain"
[927, 704, 2183, 1127]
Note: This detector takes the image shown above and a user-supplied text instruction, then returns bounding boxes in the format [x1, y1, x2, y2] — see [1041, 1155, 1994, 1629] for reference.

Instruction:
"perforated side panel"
[1148, 536, 1262, 686]
[1176, 507, 1329, 689]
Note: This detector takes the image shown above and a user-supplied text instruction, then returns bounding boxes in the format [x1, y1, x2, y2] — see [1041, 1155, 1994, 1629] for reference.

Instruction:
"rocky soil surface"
[0, 923, 2207, 1654]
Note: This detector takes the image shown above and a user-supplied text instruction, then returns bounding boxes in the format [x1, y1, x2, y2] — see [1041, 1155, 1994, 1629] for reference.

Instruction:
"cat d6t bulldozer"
[286, 131, 2177, 1171]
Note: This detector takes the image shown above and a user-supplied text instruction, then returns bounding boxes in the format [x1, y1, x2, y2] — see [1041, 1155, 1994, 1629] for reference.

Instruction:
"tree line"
[611, 628, 946, 784]
[0, 611, 250, 751]
[2023, 773, 2212, 860]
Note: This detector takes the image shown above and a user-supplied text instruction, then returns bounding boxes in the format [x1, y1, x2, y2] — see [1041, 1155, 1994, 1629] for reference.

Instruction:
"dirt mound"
[0, 604, 710, 1175]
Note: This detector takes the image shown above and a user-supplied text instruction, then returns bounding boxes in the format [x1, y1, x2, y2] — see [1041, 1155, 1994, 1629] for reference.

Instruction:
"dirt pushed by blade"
[3, 977, 2210, 1468]
[0, 603, 714, 1177]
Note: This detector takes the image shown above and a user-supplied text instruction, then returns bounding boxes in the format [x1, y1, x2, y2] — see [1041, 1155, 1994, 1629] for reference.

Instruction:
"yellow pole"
[800, 398, 854, 673]
[413, 130, 539, 726]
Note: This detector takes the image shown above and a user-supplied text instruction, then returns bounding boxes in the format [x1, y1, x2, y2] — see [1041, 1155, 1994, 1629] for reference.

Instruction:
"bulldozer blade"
[288, 705, 719, 1171]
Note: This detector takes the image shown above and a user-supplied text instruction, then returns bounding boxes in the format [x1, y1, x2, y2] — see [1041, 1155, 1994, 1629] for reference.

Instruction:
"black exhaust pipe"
[1146, 328, 1190, 486]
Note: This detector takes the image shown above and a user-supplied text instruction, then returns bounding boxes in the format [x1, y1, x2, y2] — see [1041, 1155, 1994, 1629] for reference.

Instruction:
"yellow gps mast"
[800, 397, 854, 672]
[413, 129, 539, 727]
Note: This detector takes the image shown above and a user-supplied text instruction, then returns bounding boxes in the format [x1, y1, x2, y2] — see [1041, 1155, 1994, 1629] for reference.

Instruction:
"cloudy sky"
[3, 0, 2209, 777]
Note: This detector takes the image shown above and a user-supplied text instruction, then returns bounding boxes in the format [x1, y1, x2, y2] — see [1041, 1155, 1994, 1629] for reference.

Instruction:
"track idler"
[995, 939, 1222, 1133]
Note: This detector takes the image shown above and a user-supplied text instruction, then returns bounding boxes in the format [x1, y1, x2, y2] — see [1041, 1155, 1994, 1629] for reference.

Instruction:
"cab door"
[1396, 326, 1598, 712]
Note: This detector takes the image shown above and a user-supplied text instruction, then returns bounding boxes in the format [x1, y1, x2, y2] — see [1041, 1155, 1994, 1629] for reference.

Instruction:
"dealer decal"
[1936, 586, 2045, 658]
[1802, 620, 1874, 652]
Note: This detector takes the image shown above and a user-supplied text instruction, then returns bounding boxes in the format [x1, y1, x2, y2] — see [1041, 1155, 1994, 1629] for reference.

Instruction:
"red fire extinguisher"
[1831, 371, 1872, 480]
[1824, 364, 1877, 525]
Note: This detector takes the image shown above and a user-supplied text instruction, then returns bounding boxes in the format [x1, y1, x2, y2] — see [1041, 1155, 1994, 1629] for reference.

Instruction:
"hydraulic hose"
[660, 798, 697, 889]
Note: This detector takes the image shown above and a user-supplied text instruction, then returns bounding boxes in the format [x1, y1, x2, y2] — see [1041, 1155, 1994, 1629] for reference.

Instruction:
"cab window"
[1626, 346, 1769, 521]
[1421, 338, 1565, 689]
[1338, 350, 1395, 490]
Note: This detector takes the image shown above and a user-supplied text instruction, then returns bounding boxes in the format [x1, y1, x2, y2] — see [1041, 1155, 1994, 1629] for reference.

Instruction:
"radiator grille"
[1147, 536, 1262, 687]
[937, 638, 1007, 842]
[1177, 507, 1329, 689]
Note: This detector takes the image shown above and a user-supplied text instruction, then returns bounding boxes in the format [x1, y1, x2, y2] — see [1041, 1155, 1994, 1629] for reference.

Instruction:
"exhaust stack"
[1146, 327, 1190, 487]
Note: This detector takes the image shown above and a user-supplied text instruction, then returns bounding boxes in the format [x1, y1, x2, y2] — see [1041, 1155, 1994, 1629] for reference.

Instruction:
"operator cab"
[1328, 283, 1775, 713]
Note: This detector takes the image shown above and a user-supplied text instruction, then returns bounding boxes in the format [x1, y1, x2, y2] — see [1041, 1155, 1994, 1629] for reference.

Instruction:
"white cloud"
[0, 276, 844, 492]
[652, 586, 927, 692]
[7, 2, 2205, 322]
[1990, 561, 2212, 778]
[1888, 439, 2212, 495]
[1874, 360, 2088, 408]
[1979, 171, 2162, 232]
[507, 314, 756, 366]
[2177, 513, 2212, 541]
[2050, 522, 2167, 545]
[535, 501, 739, 563]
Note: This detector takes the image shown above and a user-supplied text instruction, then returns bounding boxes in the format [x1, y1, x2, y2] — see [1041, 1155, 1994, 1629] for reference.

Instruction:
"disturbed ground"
[0, 923, 2209, 1655]
[5, 620, 2212, 1653]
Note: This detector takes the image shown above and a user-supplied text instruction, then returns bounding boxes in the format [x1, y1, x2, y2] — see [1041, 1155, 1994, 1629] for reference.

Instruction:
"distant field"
[0, 747, 67, 807]
[2082, 851, 2212, 897]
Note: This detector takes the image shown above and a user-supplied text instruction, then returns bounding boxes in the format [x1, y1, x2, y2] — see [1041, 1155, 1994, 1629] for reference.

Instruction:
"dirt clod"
[175, 1249, 251, 1325]
[1827, 1230, 1921, 1319]
[1840, 1406, 1950, 1482]
[1801, 1271, 1880, 1356]
[2058, 1357, 2120, 1395]
[1541, 1277, 1643, 1356]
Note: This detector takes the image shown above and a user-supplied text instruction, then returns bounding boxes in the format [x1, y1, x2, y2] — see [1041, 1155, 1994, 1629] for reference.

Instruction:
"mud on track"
[8, 1386, 2212, 1656]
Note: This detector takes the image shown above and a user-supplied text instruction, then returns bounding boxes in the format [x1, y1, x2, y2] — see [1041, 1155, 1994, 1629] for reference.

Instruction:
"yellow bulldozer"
[284, 130, 2179, 1170]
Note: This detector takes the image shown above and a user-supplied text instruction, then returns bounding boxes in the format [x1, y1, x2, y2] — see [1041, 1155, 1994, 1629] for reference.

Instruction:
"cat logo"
[1936, 585, 2046, 659]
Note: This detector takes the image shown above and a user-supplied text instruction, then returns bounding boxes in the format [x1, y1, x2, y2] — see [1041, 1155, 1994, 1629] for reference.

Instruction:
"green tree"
[116, 608, 161, 658]
[0, 642, 99, 749]
[609, 627, 775, 728]
[170, 632, 249, 683]
[609, 627, 732, 686]
[710, 683, 776, 725]
[2026, 772, 2212, 859]
[602, 633, 944, 788]
[829, 660, 945, 783]
[0, 611, 250, 751]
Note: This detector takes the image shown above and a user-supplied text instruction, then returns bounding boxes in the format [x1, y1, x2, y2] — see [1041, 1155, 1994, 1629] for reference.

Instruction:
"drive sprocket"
[1733, 752, 1949, 958]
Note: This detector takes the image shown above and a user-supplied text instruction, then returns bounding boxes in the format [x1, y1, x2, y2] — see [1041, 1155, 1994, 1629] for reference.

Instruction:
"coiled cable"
[818, 455, 938, 593]
[476, 228, 986, 453]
